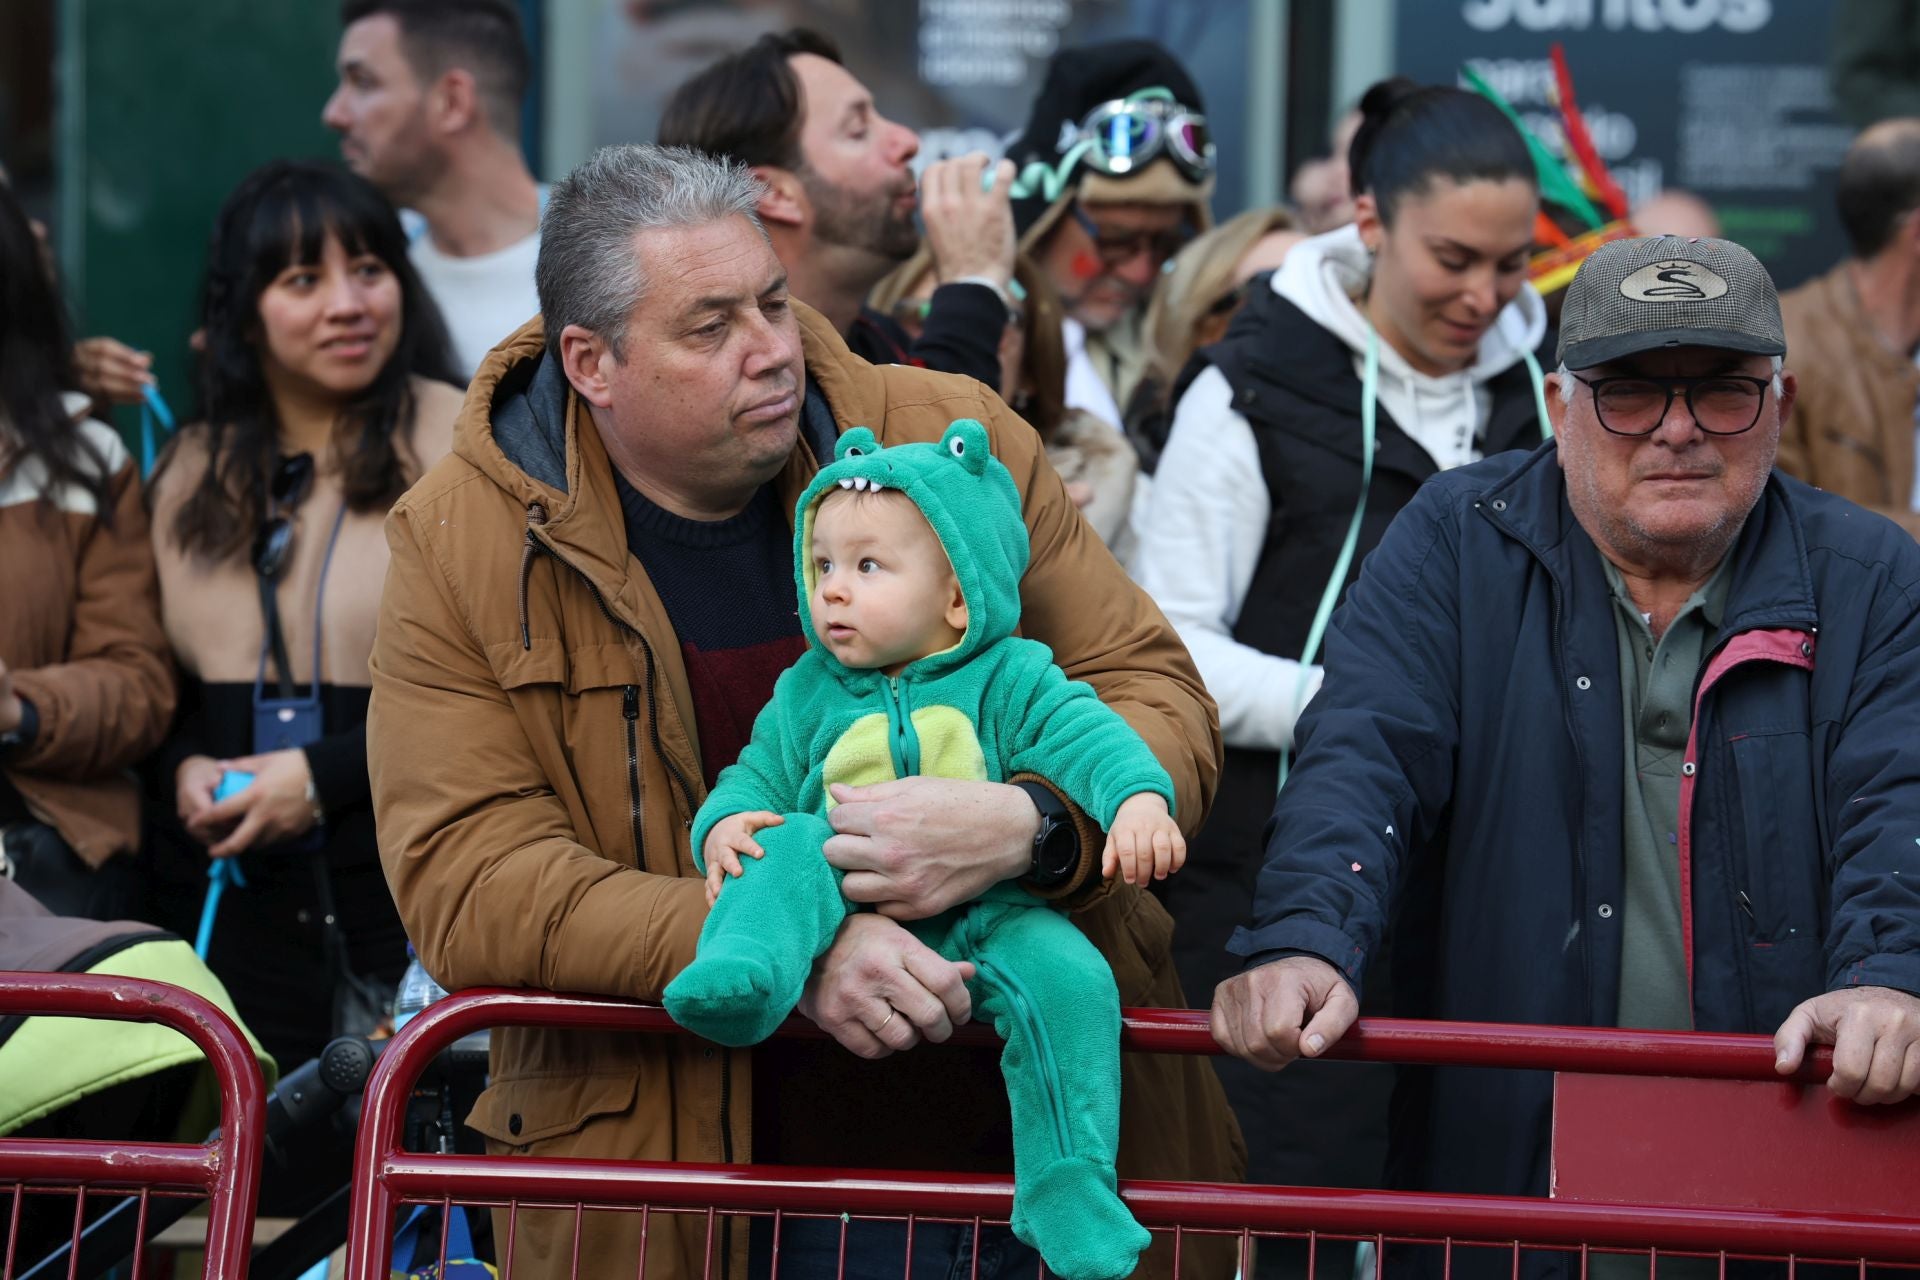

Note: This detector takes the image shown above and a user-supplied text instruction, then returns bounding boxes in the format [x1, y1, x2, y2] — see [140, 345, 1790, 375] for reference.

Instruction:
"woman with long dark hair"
[0, 177, 175, 919]
[145, 160, 460, 1071]
[1136, 77, 1548, 1210]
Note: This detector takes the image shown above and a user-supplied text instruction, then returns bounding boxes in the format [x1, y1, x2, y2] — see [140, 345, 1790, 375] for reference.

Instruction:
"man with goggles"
[1007, 41, 1216, 434]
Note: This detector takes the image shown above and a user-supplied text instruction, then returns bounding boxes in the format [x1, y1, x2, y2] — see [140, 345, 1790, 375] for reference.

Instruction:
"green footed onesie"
[663, 420, 1172, 1280]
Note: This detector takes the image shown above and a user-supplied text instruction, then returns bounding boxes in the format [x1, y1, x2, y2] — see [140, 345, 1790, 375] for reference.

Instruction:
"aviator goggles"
[1007, 87, 1215, 203]
[1058, 90, 1214, 184]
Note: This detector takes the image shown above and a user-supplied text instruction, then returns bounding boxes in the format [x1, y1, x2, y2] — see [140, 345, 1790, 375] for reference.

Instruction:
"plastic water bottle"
[392, 943, 448, 1030]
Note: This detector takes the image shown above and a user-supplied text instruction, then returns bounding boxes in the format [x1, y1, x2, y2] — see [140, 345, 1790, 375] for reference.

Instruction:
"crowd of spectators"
[5, 2, 1920, 1278]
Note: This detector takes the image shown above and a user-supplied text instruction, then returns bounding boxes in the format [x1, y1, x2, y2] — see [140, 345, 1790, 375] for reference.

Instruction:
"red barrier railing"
[344, 989, 1920, 1280]
[0, 972, 267, 1280]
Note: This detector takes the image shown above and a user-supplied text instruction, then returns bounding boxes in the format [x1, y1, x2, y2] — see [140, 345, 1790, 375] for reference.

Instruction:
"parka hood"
[793, 419, 1027, 680]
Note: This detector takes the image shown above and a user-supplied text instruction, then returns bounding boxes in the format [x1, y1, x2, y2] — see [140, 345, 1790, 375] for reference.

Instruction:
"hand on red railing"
[1774, 985, 1920, 1105]
[1210, 954, 1359, 1072]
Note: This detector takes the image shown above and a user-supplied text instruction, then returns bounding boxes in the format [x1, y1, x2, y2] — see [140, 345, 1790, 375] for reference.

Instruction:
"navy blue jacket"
[1232, 443, 1920, 1204]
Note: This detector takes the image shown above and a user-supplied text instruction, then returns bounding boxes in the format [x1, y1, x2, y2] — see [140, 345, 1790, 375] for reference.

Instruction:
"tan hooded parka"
[368, 304, 1243, 1279]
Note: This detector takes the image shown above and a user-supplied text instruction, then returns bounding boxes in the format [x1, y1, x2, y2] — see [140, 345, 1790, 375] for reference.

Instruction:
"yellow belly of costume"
[821, 706, 989, 808]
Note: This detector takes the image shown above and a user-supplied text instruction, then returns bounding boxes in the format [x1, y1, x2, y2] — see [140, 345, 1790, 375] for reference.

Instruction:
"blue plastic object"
[196, 771, 255, 958]
[139, 383, 176, 479]
[213, 769, 255, 802]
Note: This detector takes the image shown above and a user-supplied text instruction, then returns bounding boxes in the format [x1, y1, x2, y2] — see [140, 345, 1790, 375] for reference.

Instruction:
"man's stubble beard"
[800, 166, 919, 267]
[365, 119, 447, 212]
[1562, 428, 1776, 580]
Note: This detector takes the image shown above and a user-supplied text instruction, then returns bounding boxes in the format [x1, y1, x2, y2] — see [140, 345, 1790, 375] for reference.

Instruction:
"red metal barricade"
[345, 989, 1920, 1280]
[0, 972, 267, 1280]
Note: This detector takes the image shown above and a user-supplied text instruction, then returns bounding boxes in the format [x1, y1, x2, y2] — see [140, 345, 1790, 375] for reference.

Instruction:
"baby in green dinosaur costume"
[662, 419, 1185, 1280]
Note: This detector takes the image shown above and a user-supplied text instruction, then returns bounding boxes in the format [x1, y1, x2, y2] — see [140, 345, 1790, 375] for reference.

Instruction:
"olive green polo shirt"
[1601, 553, 1733, 1032]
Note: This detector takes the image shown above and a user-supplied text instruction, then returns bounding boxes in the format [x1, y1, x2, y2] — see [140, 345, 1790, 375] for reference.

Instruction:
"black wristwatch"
[1014, 780, 1080, 888]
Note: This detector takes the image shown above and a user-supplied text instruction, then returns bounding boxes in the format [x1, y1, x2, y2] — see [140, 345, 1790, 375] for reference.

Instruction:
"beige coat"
[0, 411, 174, 864]
[368, 305, 1242, 1279]
[1778, 262, 1920, 538]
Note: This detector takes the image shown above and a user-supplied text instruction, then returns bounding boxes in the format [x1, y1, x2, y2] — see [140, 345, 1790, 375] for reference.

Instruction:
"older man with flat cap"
[1211, 234, 1920, 1212]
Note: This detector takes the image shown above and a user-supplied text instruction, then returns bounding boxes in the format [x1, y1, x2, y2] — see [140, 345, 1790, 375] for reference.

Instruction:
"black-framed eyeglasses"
[1069, 203, 1190, 269]
[251, 451, 314, 580]
[1570, 374, 1772, 437]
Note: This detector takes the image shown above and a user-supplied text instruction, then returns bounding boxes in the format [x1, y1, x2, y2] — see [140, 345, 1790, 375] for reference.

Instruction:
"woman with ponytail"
[144, 160, 460, 1073]
[1137, 78, 1547, 1200]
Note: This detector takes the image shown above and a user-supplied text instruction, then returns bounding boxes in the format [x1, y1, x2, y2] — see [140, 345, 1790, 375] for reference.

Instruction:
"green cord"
[1277, 337, 1551, 793]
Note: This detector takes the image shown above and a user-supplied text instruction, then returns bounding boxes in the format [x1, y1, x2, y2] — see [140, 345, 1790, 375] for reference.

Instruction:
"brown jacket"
[0, 411, 175, 864]
[368, 307, 1241, 1279]
[1777, 262, 1920, 538]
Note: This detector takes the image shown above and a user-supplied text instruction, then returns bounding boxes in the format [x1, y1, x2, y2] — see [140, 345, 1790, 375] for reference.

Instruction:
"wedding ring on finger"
[876, 1007, 897, 1033]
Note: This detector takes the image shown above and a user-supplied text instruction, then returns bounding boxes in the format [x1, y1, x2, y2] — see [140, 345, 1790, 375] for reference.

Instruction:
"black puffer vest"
[1157, 278, 1548, 1010]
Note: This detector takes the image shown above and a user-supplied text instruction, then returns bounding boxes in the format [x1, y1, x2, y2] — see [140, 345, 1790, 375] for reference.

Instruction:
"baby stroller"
[2, 877, 485, 1278]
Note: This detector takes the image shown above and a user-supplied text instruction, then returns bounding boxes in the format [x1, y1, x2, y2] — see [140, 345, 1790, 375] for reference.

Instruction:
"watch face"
[1037, 818, 1077, 878]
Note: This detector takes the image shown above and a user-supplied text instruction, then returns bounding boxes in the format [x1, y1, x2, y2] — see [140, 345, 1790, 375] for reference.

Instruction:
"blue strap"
[1277, 326, 1379, 792]
[139, 383, 176, 479]
[194, 857, 247, 959]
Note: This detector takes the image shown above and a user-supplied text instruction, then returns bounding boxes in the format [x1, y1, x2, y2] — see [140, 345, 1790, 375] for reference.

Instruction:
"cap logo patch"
[1619, 260, 1729, 303]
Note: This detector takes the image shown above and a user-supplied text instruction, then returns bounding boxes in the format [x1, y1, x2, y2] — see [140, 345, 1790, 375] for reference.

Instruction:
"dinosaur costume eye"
[949, 437, 966, 458]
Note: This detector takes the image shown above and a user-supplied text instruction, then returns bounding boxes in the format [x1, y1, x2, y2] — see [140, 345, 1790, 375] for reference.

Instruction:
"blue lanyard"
[199, 499, 351, 960]
[139, 384, 176, 478]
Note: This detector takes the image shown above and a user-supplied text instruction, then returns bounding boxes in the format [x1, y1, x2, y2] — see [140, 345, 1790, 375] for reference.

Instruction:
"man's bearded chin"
[804, 173, 919, 263]
[876, 206, 920, 260]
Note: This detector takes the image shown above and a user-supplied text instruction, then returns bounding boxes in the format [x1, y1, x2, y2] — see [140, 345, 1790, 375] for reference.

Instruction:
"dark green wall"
[58, 0, 343, 440]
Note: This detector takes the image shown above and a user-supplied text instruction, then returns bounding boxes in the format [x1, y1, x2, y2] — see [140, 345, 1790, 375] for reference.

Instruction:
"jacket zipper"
[1483, 502, 1598, 1015]
[882, 675, 919, 775]
[953, 917, 1074, 1164]
[1548, 573, 1597, 1017]
[622, 686, 644, 872]
[1687, 628, 1817, 1029]
[523, 532, 700, 824]
[522, 531, 733, 1205]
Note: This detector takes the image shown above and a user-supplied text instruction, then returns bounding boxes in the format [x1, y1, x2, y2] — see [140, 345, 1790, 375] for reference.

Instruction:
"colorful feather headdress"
[1464, 45, 1637, 294]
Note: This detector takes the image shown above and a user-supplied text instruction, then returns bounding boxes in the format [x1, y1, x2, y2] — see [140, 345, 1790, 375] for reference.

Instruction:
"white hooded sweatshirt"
[1131, 223, 1547, 752]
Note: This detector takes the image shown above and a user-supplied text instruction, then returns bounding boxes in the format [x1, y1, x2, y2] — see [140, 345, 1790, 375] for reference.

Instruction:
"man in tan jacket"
[1778, 118, 1920, 538]
[368, 145, 1241, 1279]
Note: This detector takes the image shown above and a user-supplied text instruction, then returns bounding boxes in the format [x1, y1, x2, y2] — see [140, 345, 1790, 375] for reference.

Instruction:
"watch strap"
[1013, 778, 1079, 888]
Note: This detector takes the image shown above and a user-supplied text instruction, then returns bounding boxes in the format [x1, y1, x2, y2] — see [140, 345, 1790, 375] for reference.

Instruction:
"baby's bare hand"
[1100, 793, 1185, 886]
[702, 811, 784, 905]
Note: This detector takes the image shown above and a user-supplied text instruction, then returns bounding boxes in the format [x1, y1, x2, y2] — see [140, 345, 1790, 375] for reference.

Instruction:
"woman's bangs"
[248, 177, 395, 282]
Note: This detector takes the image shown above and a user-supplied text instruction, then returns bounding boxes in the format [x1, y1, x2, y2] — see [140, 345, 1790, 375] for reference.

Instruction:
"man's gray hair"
[536, 144, 767, 359]
[1554, 357, 1784, 405]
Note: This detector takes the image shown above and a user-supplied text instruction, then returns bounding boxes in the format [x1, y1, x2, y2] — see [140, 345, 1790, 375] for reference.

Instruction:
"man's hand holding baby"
[1101, 793, 1185, 886]
[703, 811, 785, 905]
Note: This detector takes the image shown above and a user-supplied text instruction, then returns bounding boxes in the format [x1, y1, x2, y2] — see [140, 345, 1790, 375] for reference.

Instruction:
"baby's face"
[808, 490, 967, 675]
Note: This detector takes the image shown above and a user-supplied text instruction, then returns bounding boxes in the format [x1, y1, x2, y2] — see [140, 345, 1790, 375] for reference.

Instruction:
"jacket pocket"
[466, 1071, 638, 1152]
[1725, 728, 1824, 945]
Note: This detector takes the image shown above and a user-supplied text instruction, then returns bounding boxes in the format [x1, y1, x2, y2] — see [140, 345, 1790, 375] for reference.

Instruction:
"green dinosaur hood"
[794, 419, 1028, 678]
